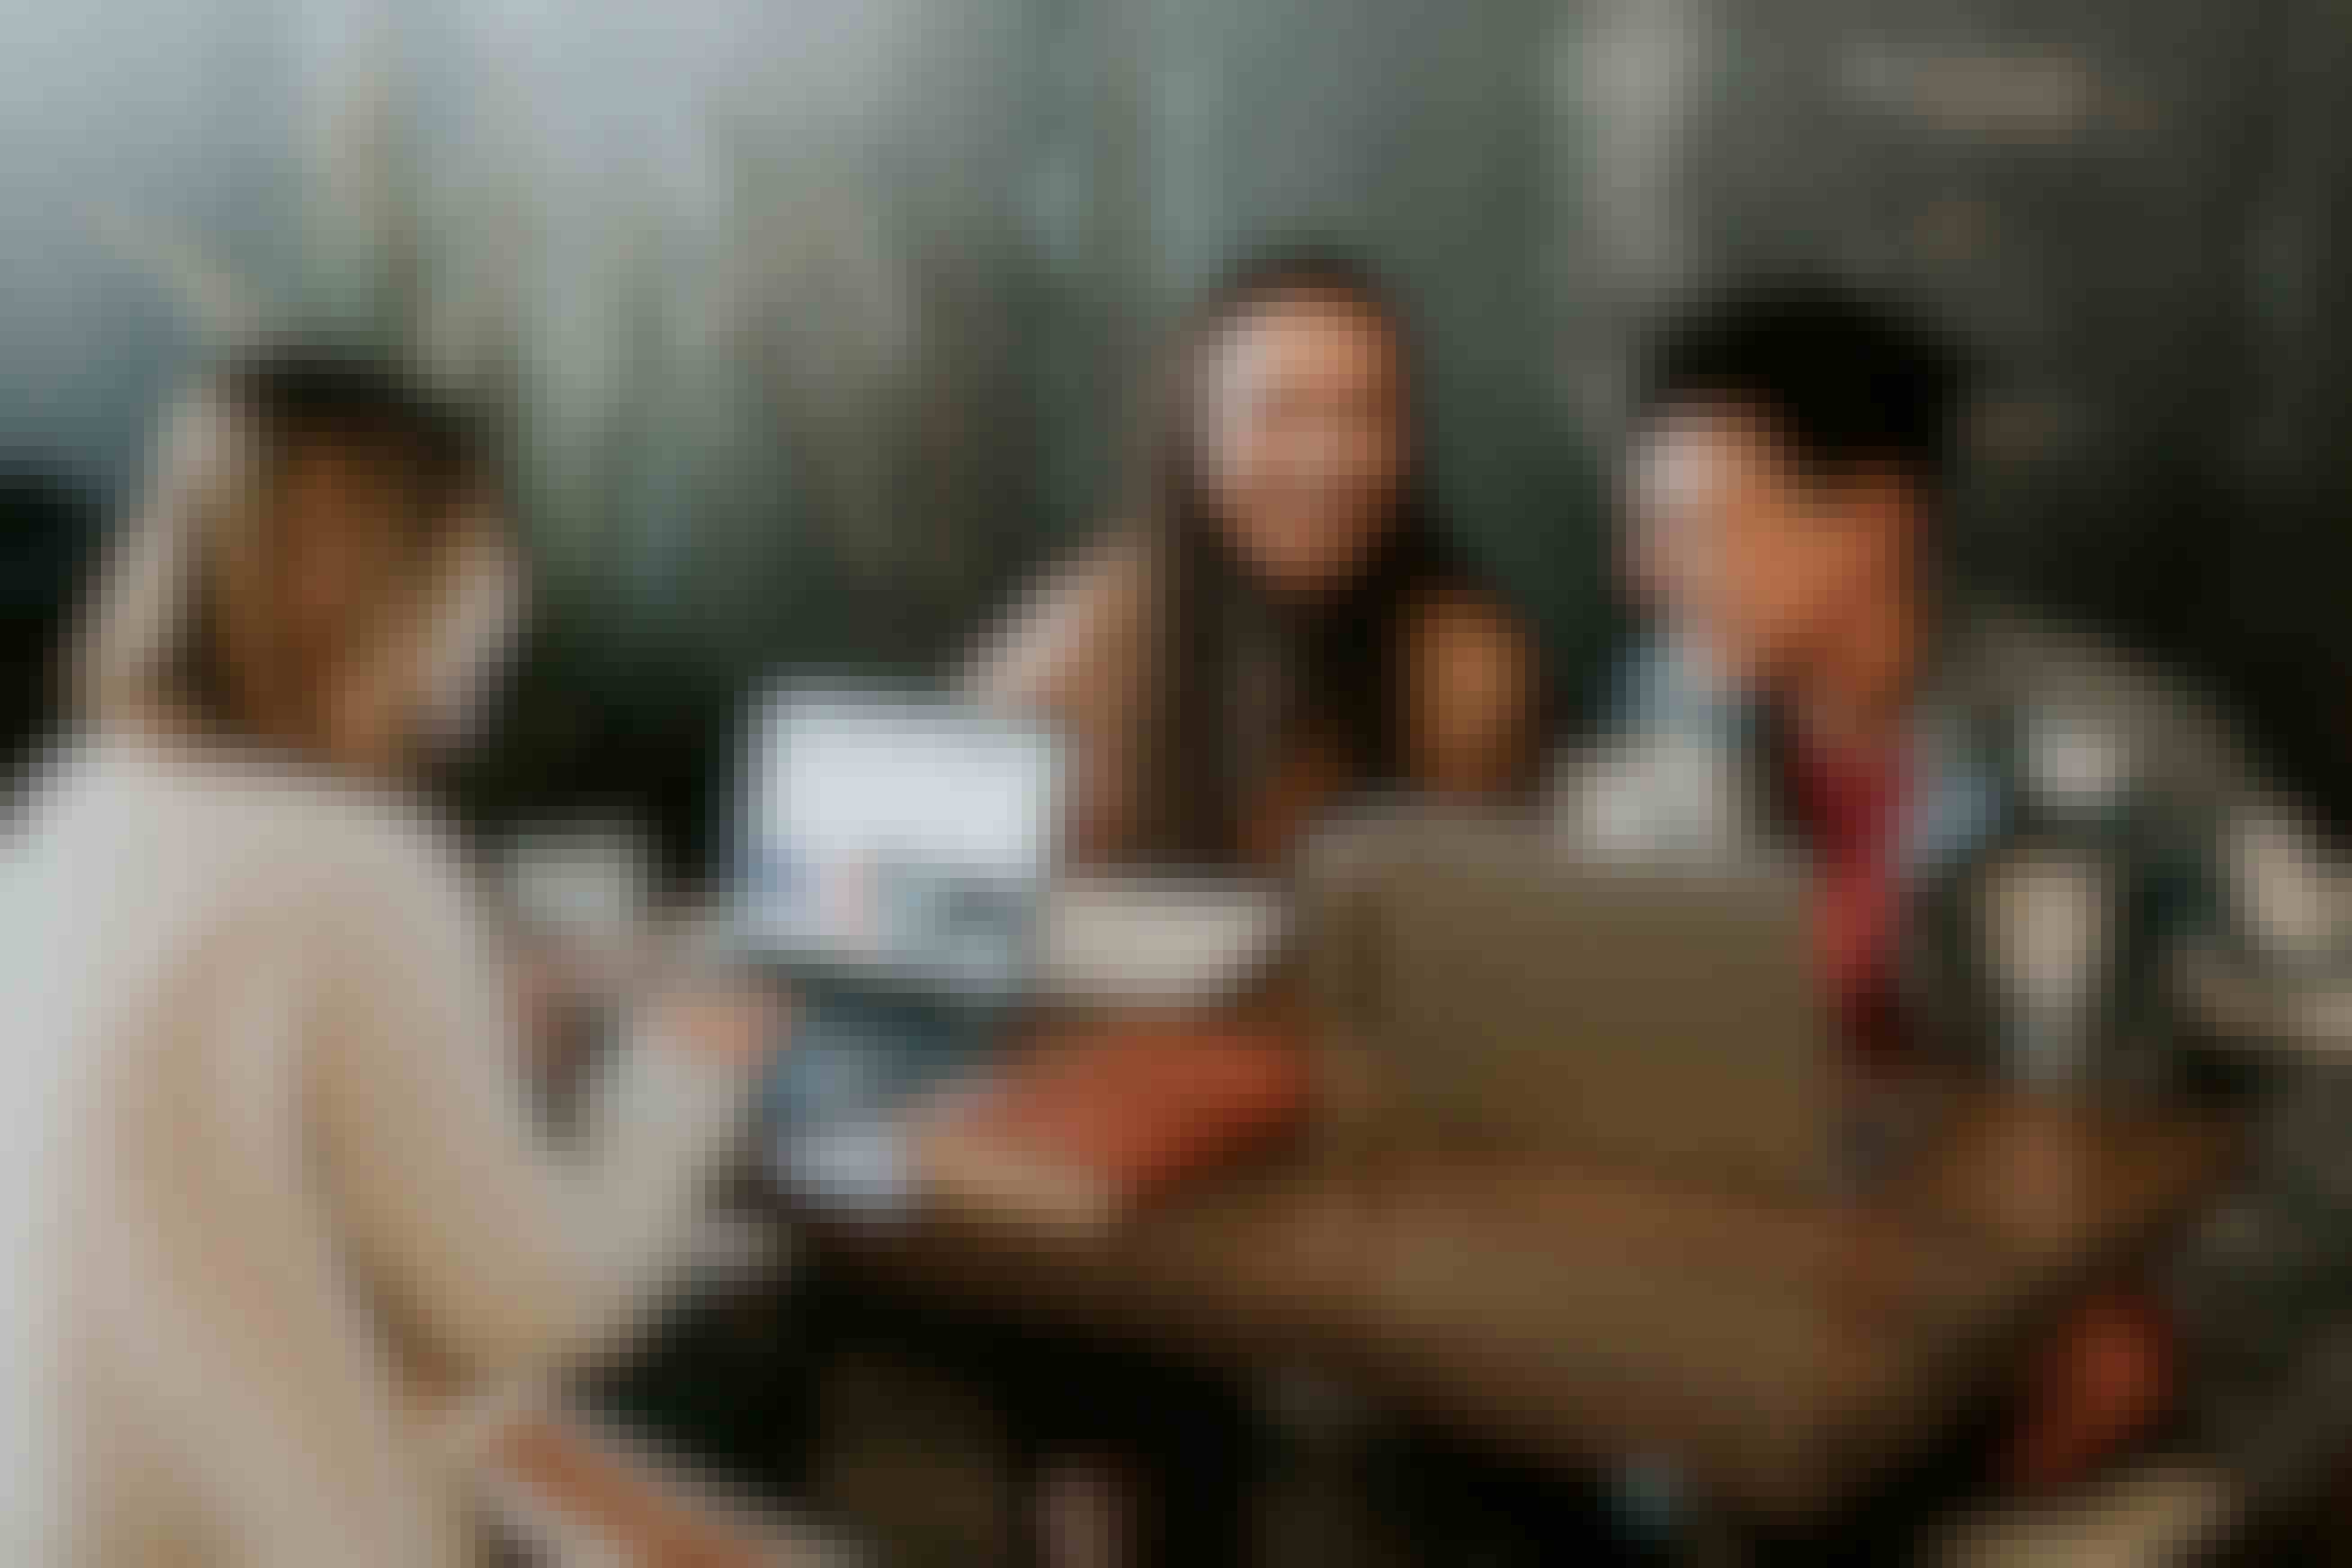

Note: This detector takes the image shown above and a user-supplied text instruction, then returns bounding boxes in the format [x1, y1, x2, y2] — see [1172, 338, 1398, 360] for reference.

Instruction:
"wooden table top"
[786, 1086, 2242, 1526]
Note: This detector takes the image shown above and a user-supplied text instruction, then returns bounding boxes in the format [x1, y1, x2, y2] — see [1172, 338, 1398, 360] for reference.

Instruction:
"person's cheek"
[422, 575, 524, 755]
[1276, 427, 1348, 581]
[1290, 413, 1348, 505]
[1774, 548, 1833, 663]
[1359, 426, 1406, 517]
[1323, 431, 1388, 545]
[1704, 514, 1766, 638]
[1758, 509, 1829, 638]
[1208, 400, 1273, 516]
[1743, 542, 1816, 676]
[1807, 526, 1880, 649]
[1673, 518, 1726, 626]
[1210, 429, 1276, 559]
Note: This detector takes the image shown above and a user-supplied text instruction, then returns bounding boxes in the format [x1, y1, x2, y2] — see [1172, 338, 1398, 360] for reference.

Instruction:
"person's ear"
[1845, 467, 1924, 556]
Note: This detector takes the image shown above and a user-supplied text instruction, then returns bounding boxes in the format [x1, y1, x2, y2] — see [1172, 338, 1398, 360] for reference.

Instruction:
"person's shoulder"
[25, 734, 469, 960]
[1953, 603, 2213, 724]
[1401, 586, 1543, 791]
[313, 784, 465, 889]
[1404, 585, 1539, 701]
[149, 742, 469, 920]
[1945, 600, 2260, 799]
[964, 528, 1152, 712]
[265, 782, 486, 995]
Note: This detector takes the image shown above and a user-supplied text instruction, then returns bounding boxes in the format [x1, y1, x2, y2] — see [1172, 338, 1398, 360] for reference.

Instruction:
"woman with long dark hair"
[974, 246, 1542, 870]
[960, 249, 1544, 1567]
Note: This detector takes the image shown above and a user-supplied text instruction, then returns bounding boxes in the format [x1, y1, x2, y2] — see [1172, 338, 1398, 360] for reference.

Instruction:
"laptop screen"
[737, 687, 1064, 998]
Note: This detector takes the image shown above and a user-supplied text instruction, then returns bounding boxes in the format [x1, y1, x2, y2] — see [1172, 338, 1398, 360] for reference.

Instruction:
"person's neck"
[1789, 587, 1929, 757]
[126, 689, 406, 785]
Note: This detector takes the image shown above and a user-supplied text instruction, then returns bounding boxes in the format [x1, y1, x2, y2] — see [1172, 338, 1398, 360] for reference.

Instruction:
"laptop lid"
[1305, 817, 1834, 1193]
[735, 685, 1065, 1005]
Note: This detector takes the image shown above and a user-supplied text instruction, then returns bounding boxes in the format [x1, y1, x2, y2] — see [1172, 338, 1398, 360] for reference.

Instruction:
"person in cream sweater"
[0, 349, 773, 1566]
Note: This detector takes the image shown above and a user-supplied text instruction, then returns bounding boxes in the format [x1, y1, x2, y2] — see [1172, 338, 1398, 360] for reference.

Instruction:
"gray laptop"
[1303, 817, 1837, 1193]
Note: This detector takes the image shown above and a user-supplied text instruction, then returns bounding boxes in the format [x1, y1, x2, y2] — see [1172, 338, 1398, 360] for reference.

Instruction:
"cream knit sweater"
[0, 733, 748, 1565]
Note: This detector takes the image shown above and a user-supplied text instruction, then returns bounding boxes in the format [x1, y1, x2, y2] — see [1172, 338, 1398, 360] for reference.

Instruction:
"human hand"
[640, 980, 789, 1072]
[2003, 1288, 2177, 1492]
[508, 939, 622, 1071]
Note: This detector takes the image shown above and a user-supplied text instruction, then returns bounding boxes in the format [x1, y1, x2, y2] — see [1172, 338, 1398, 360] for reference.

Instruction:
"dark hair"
[222, 344, 492, 521]
[1134, 245, 1468, 866]
[83, 344, 500, 738]
[1636, 275, 1970, 500]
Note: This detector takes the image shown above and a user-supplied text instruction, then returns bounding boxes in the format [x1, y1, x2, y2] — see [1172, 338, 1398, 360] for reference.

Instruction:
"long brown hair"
[1131, 246, 1470, 866]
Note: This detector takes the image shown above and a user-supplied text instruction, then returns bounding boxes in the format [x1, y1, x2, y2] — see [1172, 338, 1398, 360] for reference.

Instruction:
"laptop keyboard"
[763, 992, 995, 1215]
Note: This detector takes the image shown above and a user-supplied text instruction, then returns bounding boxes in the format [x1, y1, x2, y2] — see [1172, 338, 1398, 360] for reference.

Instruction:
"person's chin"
[1678, 630, 1773, 700]
[1261, 560, 1360, 604]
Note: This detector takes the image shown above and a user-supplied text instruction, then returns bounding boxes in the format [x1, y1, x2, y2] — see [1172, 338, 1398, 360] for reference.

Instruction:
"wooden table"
[785, 1090, 2241, 1529]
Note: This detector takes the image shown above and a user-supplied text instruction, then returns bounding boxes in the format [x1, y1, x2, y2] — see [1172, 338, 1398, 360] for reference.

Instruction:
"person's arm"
[2009, 695, 2352, 1498]
[2165, 1059, 2352, 1477]
[963, 536, 1151, 865]
[1403, 588, 1542, 799]
[309, 817, 766, 1380]
[2159, 783, 2352, 1476]
[2002, 1287, 2181, 1490]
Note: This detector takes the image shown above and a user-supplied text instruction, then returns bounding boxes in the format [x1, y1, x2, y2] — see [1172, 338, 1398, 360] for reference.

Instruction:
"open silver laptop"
[1303, 817, 1837, 1193]
[736, 686, 1066, 1210]
[736, 685, 1065, 1000]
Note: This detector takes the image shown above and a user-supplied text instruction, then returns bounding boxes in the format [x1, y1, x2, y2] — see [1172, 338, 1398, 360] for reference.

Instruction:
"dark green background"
[6, 0, 2351, 860]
